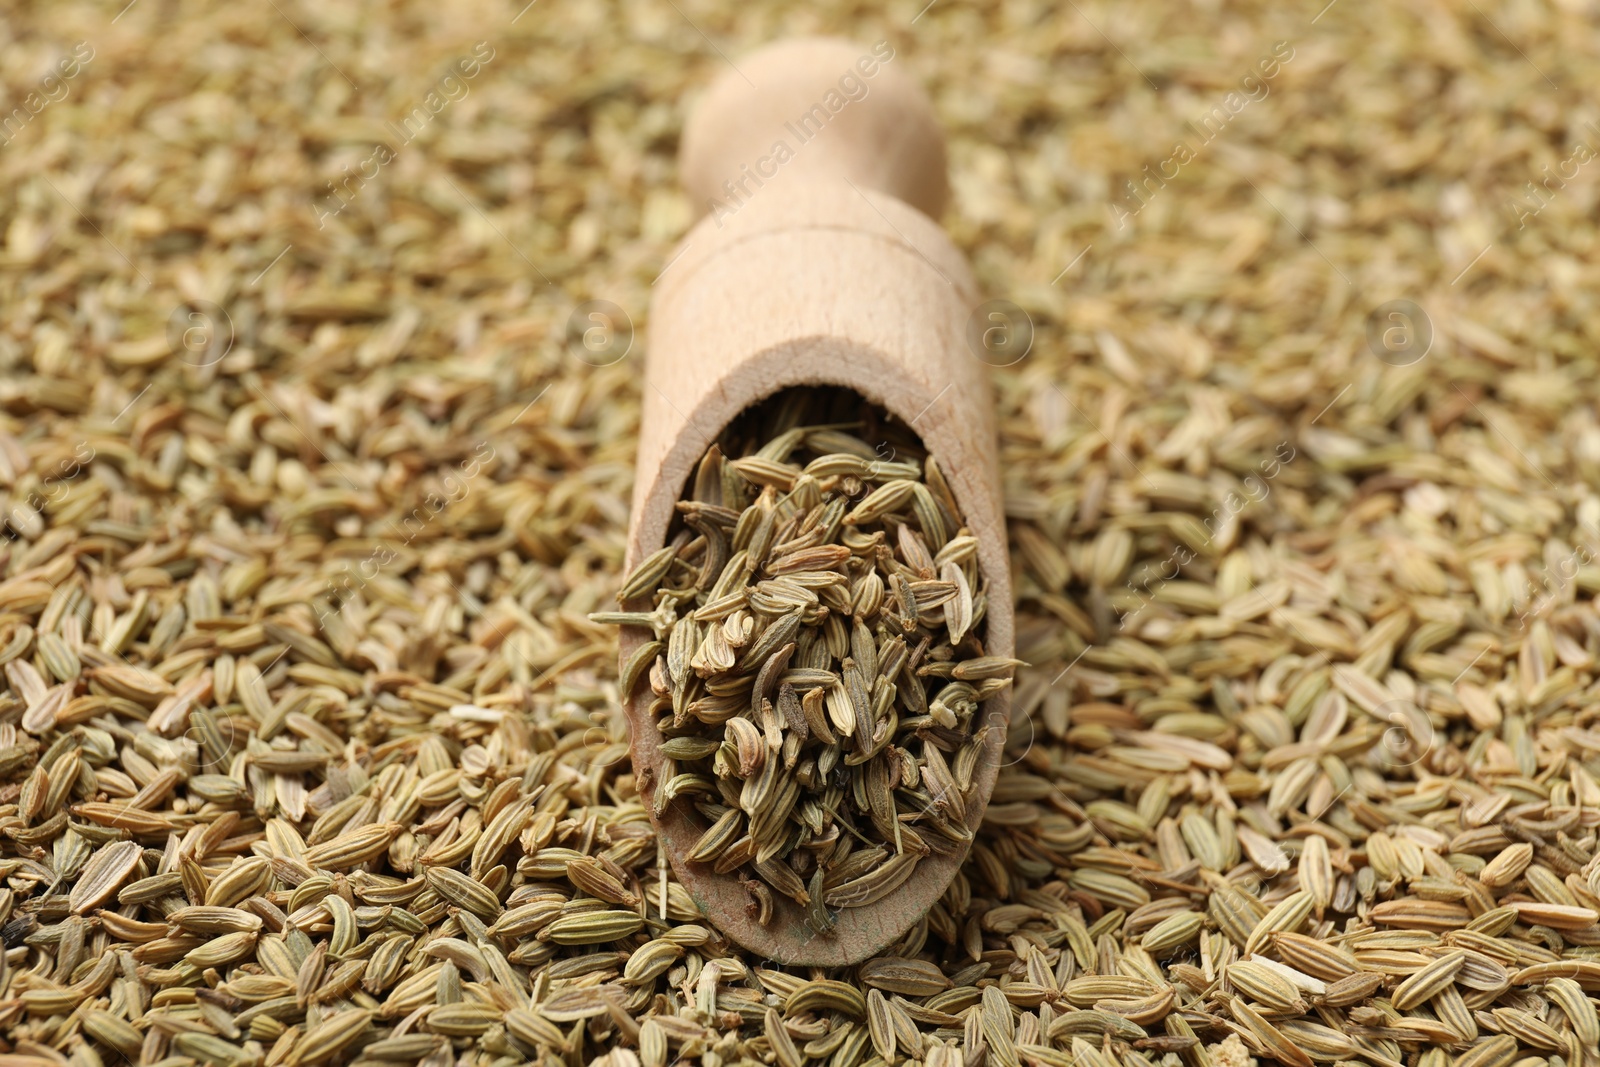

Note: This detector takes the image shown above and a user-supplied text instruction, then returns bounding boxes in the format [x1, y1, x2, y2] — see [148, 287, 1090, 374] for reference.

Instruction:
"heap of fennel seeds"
[599, 389, 1020, 930]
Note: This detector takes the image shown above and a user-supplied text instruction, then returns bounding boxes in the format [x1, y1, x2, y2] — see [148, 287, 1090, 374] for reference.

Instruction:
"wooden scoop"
[620, 37, 1013, 966]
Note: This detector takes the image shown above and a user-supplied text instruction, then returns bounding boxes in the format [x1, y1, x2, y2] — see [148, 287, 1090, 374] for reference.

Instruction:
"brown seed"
[302, 822, 402, 870]
[1509, 902, 1599, 929]
[1392, 950, 1467, 1010]
[764, 1007, 803, 1067]
[423, 865, 503, 919]
[1319, 971, 1384, 1007]
[292, 1008, 373, 1064]
[1452, 1035, 1518, 1067]
[858, 957, 952, 997]
[1479, 842, 1533, 888]
[785, 979, 867, 1019]
[68, 839, 142, 914]
[539, 910, 646, 944]
[1228, 961, 1306, 1013]
[1230, 996, 1312, 1067]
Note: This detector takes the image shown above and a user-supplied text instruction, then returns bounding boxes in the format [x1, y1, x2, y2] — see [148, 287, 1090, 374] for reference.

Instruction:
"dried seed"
[293, 1008, 373, 1063]
[423, 865, 503, 919]
[1452, 1035, 1518, 1067]
[859, 957, 952, 996]
[68, 839, 142, 914]
[1392, 950, 1467, 1010]
[1230, 996, 1312, 1067]
[540, 910, 646, 944]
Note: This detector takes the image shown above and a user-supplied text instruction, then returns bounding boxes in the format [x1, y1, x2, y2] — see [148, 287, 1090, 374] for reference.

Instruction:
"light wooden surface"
[678, 37, 949, 221]
[621, 38, 1010, 966]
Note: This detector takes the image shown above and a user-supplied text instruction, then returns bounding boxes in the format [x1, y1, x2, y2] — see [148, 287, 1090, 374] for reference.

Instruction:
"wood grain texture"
[621, 39, 1009, 966]
[678, 37, 949, 221]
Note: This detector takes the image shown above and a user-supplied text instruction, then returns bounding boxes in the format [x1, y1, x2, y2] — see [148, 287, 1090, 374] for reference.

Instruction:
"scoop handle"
[678, 37, 950, 220]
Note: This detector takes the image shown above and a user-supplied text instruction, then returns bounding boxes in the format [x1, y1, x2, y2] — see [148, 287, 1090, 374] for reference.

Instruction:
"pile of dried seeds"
[596, 390, 1017, 931]
[3, 0, 1600, 1066]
